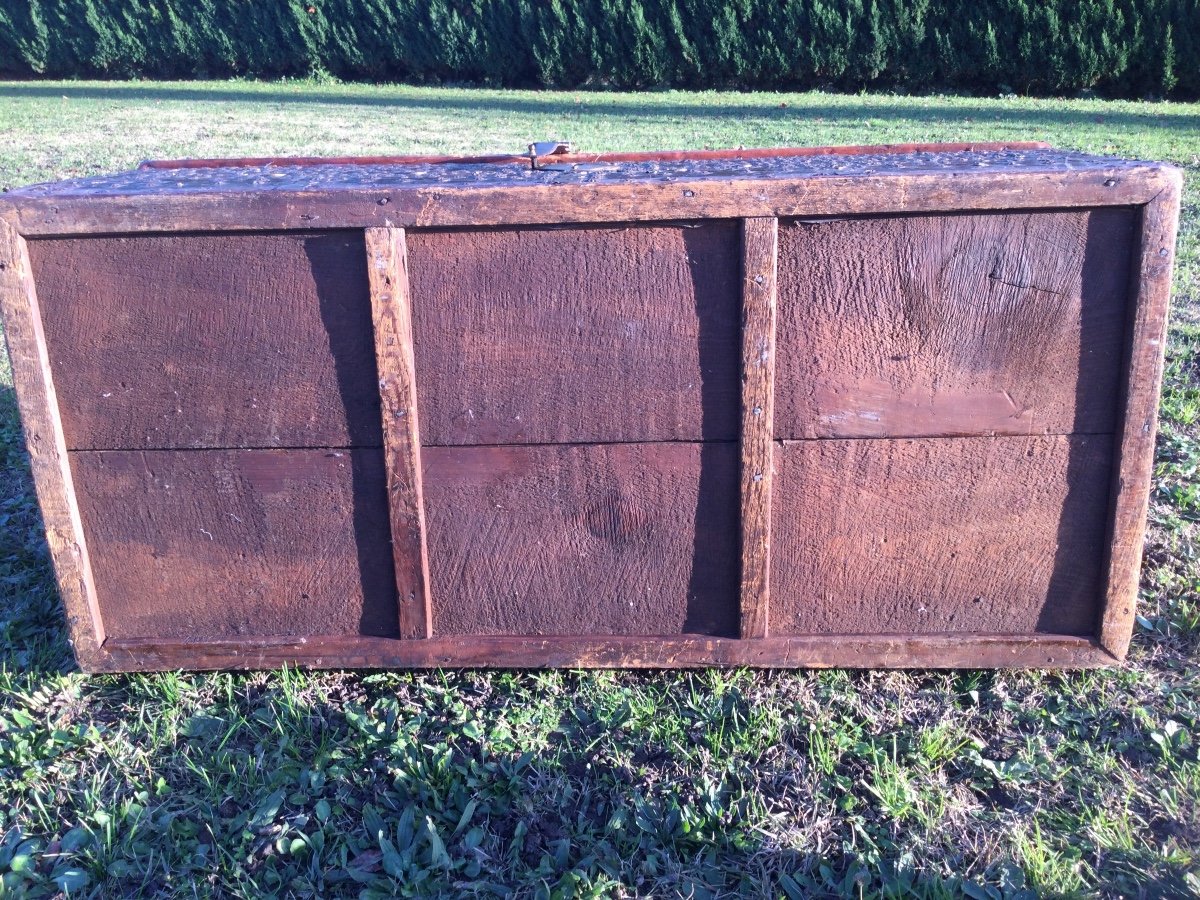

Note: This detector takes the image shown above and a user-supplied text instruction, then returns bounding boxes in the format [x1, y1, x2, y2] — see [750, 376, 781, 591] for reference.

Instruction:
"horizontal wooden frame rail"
[5, 164, 1172, 238]
[101, 633, 1115, 672]
[0, 146, 1182, 672]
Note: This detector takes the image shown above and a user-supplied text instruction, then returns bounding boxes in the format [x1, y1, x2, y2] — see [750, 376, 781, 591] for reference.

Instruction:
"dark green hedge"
[1, 0, 1196, 98]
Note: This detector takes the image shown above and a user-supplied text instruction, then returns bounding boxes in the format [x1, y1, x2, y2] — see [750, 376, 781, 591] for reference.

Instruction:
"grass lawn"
[1, 80, 1198, 899]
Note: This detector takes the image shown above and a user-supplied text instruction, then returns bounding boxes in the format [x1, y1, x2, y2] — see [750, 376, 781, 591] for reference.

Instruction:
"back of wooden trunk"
[29, 231, 401, 641]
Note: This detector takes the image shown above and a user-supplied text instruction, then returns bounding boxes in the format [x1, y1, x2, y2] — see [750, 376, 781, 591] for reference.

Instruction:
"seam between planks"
[61, 432, 1117, 456]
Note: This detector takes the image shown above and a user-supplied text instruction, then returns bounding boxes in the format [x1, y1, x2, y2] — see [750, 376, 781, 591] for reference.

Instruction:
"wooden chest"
[0, 143, 1180, 672]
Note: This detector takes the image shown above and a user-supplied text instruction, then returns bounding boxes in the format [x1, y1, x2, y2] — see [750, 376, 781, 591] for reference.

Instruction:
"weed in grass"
[1010, 821, 1090, 896]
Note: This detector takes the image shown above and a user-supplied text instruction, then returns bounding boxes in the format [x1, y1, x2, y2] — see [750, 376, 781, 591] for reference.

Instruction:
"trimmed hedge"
[1, 0, 1197, 98]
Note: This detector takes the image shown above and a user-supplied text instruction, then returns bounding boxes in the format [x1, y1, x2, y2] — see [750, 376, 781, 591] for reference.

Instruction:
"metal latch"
[528, 141, 574, 170]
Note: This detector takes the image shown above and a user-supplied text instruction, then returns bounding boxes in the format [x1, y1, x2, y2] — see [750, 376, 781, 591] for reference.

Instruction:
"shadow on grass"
[1, 83, 1197, 133]
[0, 383, 77, 676]
[28, 666, 1034, 898]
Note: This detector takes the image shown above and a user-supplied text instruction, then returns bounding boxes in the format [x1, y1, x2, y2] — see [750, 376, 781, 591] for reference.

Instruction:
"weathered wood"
[0, 146, 1181, 673]
[407, 223, 740, 445]
[739, 217, 778, 639]
[775, 209, 1136, 438]
[365, 227, 432, 640]
[422, 442, 739, 636]
[28, 231, 381, 450]
[1099, 169, 1184, 657]
[99, 633, 1116, 672]
[139, 141, 1051, 171]
[770, 435, 1113, 636]
[0, 218, 107, 669]
[6, 166, 1168, 238]
[71, 449, 398, 641]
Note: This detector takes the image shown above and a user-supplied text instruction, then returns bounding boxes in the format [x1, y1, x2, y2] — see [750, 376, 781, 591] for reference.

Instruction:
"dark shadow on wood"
[682, 224, 740, 637]
[1040, 209, 1138, 634]
[304, 235, 400, 638]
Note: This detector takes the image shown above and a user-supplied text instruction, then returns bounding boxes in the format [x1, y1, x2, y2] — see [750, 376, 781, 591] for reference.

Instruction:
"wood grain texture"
[365, 227, 431, 640]
[71, 449, 398, 641]
[139, 142, 1050, 172]
[0, 218, 107, 669]
[98, 633, 1116, 673]
[29, 231, 382, 450]
[770, 435, 1113, 636]
[422, 442, 739, 636]
[1100, 171, 1184, 657]
[775, 209, 1137, 439]
[739, 217, 778, 639]
[5, 165, 1170, 237]
[407, 223, 741, 445]
[5, 149, 1179, 673]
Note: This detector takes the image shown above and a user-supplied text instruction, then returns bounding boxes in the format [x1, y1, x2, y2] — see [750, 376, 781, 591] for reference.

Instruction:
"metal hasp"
[528, 141, 574, 169]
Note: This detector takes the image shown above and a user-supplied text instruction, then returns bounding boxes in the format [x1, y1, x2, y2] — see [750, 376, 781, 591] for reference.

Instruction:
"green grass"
[1, 80, 1199, 898]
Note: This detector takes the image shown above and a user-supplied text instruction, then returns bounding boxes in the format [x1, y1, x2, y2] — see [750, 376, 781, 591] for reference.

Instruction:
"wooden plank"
[407, 223, 741, 445]
[70, 449, 399, 641]
[775, 208, 1137, 438]
[739, 217, 778, 638]
[27, 231, 382, 450]
[5, 165, 1170, 237]
[99, 632, 1116, 673]
[0, 217, 107, 669]
[1099, 170, 1184, 657]
[139, 141, 1052, 171]
[770, 435, 1114, 636]
[422, 443, 739, 637]
[365, 227, 432, 640]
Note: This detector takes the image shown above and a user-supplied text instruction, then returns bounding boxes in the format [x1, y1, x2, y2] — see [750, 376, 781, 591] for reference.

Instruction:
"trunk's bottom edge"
[95, 633, 1116, 672]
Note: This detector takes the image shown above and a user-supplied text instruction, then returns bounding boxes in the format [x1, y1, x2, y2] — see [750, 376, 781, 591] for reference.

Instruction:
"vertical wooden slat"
[365, 227, 432, 639]
[1099, 170, 1183, 658]
[739, 217, 779, 639]
[0, 217, 108, 669]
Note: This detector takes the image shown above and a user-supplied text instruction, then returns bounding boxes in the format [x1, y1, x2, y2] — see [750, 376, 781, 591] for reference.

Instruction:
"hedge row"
[1, 0, 1197, 98]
